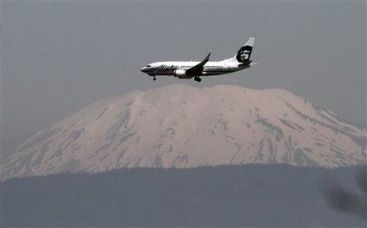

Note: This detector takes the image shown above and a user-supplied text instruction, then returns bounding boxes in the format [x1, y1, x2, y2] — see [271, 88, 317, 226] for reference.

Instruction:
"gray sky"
[1, 1, 366, 152]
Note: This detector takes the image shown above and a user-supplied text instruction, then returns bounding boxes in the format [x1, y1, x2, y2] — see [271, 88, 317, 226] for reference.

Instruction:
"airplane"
[140, 37, 256, 82]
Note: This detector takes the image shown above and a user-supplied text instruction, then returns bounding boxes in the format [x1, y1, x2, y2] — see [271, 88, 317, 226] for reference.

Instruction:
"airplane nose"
[141, 67, 148, 73]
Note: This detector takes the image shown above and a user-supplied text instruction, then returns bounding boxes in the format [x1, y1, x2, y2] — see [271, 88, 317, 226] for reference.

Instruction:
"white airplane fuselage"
[141, 61, 251, 77]
[141, 37, 255, 82]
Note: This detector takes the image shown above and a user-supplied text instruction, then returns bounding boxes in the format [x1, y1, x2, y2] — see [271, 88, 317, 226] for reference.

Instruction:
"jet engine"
[174, 69, 186, 77]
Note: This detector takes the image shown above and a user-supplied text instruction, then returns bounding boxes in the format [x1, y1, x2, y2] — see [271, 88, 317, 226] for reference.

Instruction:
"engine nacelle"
[174, 69, 186, 77]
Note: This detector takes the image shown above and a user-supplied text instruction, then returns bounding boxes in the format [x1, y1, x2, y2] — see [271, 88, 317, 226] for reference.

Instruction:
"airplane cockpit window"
[146, 65, 151, 67]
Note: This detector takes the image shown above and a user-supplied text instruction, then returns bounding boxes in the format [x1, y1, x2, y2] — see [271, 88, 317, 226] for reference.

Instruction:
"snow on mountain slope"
[1, 84, 366, 180]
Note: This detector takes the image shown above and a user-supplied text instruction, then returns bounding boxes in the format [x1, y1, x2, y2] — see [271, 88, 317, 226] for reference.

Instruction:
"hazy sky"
[1, 1, 366, 152]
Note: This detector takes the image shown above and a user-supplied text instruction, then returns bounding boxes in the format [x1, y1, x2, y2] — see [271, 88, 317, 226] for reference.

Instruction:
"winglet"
[204, 52, 211, 62]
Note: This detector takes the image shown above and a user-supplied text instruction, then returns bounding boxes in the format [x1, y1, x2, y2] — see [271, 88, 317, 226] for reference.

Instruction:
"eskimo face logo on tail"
[236, 46, 252, 63]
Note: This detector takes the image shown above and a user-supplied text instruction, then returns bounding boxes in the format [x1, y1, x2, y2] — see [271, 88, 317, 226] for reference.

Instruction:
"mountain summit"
[1, 84, 366, 180]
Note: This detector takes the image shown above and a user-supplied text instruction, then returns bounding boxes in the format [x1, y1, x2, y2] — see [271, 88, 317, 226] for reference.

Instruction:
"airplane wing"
[186, 53, 210, 76]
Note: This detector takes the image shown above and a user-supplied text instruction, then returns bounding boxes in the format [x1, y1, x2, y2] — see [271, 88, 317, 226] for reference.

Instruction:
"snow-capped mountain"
[1, 84, 366, 180]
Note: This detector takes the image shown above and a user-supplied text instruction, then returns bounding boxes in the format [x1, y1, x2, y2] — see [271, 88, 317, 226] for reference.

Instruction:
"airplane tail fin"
[235, 37, 255, 63]
[221, 37, 255, 63]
